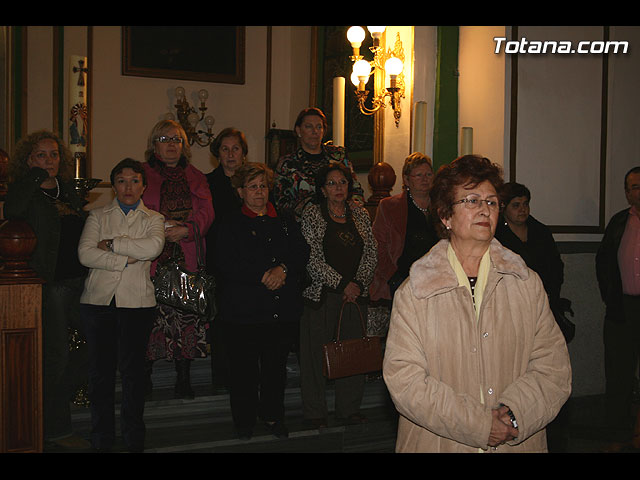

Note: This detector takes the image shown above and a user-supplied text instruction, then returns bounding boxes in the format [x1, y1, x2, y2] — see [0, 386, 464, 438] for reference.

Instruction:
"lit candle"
[461, 127, 473, 155]
[333, 77, 345, 147]
[413, 101, 427, 154]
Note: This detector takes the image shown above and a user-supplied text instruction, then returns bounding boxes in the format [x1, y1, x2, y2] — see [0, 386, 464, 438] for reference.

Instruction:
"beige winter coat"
[383, 238, 571, 453]
[78, 198, 165, 308]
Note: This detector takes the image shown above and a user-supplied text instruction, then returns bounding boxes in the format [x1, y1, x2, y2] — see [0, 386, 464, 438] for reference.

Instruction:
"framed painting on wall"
[122, 26, 245, 84]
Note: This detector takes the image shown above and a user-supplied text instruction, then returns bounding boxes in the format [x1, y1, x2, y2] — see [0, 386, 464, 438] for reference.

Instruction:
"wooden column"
[0, 219, 44, 453]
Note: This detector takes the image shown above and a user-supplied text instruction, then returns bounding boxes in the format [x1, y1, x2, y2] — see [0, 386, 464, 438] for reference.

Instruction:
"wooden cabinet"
[0, 220, 43, 453]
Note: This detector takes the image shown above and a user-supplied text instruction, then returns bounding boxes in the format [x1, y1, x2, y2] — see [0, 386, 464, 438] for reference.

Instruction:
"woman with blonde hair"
[142, 119, 214, 399]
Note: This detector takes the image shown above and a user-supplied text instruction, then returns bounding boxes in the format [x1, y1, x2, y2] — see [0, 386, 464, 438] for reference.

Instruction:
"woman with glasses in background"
[383, 155, 571, 453]
[142, 119, 214, 400]
[370, 152, 439, 305]
[215, 163, 309, 440]
[299, 161, 377, 430]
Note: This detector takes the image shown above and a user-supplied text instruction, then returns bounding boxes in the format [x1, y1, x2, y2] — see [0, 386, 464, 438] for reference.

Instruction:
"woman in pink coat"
[142, 120, 214, 399]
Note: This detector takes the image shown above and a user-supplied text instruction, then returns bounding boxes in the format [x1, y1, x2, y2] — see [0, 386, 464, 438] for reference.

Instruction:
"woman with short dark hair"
[495, 182, 564, 306]
[78, 158, 165, 452]
[299, 161, 377, 429]
[383, 155, 571, 453]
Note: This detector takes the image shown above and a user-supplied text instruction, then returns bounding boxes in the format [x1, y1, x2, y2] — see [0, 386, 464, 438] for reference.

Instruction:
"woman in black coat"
[215, 162, 310, 440]
[495, 182, 564, 303]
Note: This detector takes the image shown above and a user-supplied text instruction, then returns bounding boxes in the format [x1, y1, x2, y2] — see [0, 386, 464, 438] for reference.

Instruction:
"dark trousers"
[81, 302, 155, 450]
[604, 294, 640, 429]
[300, 292, 366, 420]
[42, 276, 87, 440]
[225, 320, 294, 432]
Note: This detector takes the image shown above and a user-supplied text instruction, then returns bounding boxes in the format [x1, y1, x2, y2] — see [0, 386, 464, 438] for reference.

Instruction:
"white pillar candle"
[332, 77, 345, 147]
[461, 127, 473, 156]
[413, 101, 427, 154]
[69, 55, 89, 179]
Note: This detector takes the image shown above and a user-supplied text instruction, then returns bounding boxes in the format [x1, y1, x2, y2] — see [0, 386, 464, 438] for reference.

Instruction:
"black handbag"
[322, 300, 384, 379]
[153, 221, 216, 319]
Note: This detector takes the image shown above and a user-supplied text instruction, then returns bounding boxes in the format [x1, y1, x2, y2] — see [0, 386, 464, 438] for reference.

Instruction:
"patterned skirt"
[146, 304, 209, 361]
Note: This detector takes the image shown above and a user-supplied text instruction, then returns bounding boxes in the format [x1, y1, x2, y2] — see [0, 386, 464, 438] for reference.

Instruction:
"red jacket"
[370, 191, 409, 301]
[142, 162, 214, 275]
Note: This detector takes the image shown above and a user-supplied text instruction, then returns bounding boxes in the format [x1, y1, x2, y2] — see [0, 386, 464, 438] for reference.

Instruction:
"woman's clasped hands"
[262, 264, 287, 291]
[488, 405, 519, 449]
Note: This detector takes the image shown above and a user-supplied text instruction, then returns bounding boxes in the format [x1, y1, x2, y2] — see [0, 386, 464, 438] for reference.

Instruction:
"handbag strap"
[335, 300, 367, 341]
[185, 220, 206, 270]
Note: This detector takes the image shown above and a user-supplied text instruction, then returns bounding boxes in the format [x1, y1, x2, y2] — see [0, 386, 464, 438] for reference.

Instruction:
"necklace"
[41, 177, 60, 200]
[409, 191, 429, 214]
[329, 204, 347, 218]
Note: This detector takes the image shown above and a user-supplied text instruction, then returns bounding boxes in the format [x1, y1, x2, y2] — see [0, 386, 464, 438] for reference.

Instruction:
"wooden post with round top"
[0, 218, 44, 452]
[365, 161, 396, 221]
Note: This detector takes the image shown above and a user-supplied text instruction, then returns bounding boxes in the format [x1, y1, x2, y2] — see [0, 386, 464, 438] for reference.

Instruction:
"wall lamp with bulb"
[165, 86, 216, 147]
[347, 26, 405, 127]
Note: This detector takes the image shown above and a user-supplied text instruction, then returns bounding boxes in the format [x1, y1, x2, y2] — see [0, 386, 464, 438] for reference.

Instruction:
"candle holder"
[74, 178, 101, 200]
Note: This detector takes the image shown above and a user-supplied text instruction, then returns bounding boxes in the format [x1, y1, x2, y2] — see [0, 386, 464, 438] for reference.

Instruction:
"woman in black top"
[4, 130, 89, 449]
[495, 182, 564, 304]
[299, 162, 377, 429]
[205, 128, 246, 392]
[215, 163, 309, 440]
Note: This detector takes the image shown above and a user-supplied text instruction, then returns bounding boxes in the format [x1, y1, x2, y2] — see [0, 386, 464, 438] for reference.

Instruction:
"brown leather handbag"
[322, 300, 384, 380]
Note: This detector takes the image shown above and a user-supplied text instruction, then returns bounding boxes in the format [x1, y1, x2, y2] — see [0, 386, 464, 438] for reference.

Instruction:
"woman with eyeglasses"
[370, 152, 440, 306]
[383, 155, 571, 453]
[142, 119, 214, 400]
[273, 107, 364, 222]
[215, 163, 310, 440]
[299, 161, 377, 429]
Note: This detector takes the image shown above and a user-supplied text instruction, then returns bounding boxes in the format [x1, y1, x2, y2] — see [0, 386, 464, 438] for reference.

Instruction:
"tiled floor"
[46, 356, 640, 454]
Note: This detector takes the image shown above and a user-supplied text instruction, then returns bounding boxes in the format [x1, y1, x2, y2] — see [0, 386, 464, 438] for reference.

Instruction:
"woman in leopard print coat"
[298, 162, 377, 428]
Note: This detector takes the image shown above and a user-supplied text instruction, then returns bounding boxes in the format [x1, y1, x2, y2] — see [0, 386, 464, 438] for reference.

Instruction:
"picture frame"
[121, 26, 245, 84]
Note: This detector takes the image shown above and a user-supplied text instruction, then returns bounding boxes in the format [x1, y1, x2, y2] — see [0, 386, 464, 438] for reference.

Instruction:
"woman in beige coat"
[78, 158, 165, 452]
[383, 155, 571, 453]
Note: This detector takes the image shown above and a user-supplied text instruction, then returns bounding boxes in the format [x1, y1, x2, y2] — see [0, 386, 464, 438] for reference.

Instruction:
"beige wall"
[459, 26, 506, 168]
[23, 26, 313, 209]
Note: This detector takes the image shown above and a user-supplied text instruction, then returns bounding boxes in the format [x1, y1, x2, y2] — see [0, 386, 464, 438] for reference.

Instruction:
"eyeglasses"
[325, 179, 348, 188]
[243, 184, 268, 191]
[451, 195, 500, 210]
[409, 172, 433, 179]
[155, 135, 183, 144]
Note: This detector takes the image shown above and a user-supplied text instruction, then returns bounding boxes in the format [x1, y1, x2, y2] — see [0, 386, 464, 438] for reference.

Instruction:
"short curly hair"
[231, 162, 274, 191]
[9, 130, 74, 183]
[430, 155, 504, 239]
